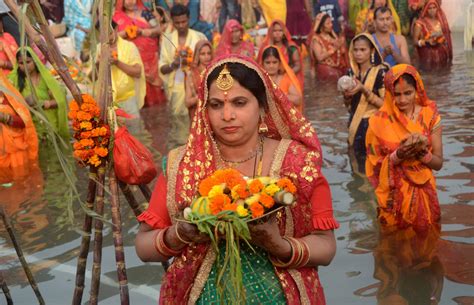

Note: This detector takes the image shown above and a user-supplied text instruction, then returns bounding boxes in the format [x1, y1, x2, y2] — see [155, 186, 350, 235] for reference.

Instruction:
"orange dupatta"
[259, 45, 303, 112]
[365, 64, 441, 231]
[0, 72, 38, 183]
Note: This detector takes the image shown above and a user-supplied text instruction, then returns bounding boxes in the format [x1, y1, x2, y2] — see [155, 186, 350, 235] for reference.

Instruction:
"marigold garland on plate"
[68, 94, 110, 167]
[181, 168, 297, 304]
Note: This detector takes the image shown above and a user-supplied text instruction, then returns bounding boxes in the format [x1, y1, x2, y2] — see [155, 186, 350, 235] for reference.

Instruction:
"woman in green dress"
[9, 47, 69, 141]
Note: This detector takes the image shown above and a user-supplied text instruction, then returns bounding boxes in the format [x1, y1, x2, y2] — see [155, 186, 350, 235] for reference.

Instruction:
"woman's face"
[352, 39, 372, 65]
[231, 28, 242, 44]
[123, 0, 137, 11]
[323, 17, 333, 33]
[198, 45, 212, 67]
[393, 78, 417, 114]
[271, 23, 284, 43]
[17, 55, 35, 74]
[207, 79, 261, 147]
[262, 55, 280, 76]
[427, 4, 437, 18]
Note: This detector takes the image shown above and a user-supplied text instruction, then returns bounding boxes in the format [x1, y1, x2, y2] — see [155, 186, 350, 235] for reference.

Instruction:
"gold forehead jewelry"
[216, 64, 234, 91]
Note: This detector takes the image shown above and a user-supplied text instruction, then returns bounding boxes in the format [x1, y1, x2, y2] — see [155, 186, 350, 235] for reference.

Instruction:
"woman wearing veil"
[215, 20, 254, 58]
[135, 55, 339, 304]
[366, 64, 443, 232]
[342, 33, 388, 172]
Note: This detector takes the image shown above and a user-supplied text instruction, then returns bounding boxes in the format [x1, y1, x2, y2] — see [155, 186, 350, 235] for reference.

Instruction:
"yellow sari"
[258, 0, 286, 25]
[366, 64, 441, 231]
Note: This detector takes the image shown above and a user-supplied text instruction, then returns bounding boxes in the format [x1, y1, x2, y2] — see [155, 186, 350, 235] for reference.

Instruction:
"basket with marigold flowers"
[68, 94, 110, 167]
[125, 24, 138, 39]
[179, 168, 296, 304]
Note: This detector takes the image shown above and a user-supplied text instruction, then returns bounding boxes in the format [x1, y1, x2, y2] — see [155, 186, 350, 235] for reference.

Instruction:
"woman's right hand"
[172, 222, 211, 245]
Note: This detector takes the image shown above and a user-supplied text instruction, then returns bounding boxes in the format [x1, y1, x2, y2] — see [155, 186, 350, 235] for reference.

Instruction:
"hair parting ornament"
[216, 64, 234, 103]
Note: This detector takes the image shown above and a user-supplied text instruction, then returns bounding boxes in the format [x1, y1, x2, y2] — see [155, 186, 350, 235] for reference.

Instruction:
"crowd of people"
[0, 0, 454, 303]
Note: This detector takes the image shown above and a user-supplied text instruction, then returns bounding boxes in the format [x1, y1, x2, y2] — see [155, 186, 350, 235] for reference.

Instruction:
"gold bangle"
[174, 223, 192, 245]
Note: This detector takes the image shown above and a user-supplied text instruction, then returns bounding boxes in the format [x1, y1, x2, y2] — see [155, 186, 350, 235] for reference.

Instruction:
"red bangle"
[153, 227, 182, 257]
[269, 237, 310, 269]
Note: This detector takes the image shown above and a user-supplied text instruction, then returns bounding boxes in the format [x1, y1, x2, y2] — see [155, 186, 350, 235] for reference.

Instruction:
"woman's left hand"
[248, 214, 290, 259]
[345, 78, 364, 96]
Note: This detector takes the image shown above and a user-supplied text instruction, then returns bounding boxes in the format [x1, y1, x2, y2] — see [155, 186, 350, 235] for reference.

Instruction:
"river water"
[1, 32, 473, 305]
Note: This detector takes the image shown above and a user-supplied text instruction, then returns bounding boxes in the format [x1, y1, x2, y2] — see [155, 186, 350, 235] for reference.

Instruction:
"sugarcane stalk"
[88, 166, 106, 305]
[118, 181, 143, 217]
[138, 184, 152, 202]
[109, 171, 130, 305]
[72, 167, 98, 305]
[0, 207, 45, 305]
[0, 270, 13, 305]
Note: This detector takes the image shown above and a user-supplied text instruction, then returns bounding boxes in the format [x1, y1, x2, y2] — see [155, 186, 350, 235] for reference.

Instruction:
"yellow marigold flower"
[236, 205, 248, 217]
[263, 184, 280, 196]
[88, 154, 101, 167]
[80, 121, 92, 130]
[208, 184, 225, 199]
[245, 194, 260, 206]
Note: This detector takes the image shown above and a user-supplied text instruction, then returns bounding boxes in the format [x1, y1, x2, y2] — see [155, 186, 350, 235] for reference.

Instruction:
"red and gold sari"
[138, 55, 339, 304]
[414, 0, 452, 69]
[366, 64, 441, 231]
[309, 13, 348, 82]
[113, 0, 165, 107]
[215, 20, 254, 58]
[258, 20, 304, 88]
[0, 72, 38, 183]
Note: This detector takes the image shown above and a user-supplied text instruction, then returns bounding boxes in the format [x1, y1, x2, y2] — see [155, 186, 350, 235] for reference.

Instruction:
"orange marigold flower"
[249, 179, 264, 194]
[277, 178, 297, 194]
[82, 94, 96, 104]
[94, 147, 108, 158]
[250, 202, 264, 219]
[79, 138, 94, 148]
[259, 193, 275, 209]
[68, 110, 78, 120]
[73, 142, 83, 150]
[70, 101, 79, 111]
[88, 154, 101, 167]
[234, 184, 249, 199]
[80, 121, 93, 130]
[81, 131, 92, 139]
[72, 121, 81, 131]
[77, 111, 93, 121]
[98, 126, 108, 136]
[209, 194, 230, 215]
[222, 203, 238, 212]
[199, 176, 217, 197]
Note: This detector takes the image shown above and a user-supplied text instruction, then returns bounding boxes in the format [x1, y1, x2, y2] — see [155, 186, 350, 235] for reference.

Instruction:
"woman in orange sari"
[113, 0, 165, 107]
[258, 20, 303, 88]
[309, 13, 349, 82]
[215, 20, 254, 58]
[0, 72, 38, 184]
[260, 45, 303, 111]
[185, 40, 213, 120]
[412, 0, 452, 70]
[366, 64, 443, 232]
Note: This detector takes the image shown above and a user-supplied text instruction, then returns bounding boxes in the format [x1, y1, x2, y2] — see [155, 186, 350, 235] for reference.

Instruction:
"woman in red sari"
[258, 20, 304, 88]
[113, 0, 165, 107]
[215, 20, 254, 58]
[0, 19, 18, 76]
[185, 40, 213, 120]
[412, 0, 452, 70]
[309, 13, 348, 82]
[135, 55, 339, 304]
[366, 64, 443, 232]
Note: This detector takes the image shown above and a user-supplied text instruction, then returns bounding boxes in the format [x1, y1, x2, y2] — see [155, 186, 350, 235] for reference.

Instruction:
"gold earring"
[370, 52, 375, 64]
[258, 115, 268, 134]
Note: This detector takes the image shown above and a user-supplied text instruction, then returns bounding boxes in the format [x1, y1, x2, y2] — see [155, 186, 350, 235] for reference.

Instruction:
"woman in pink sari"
[113, 0, 165, 107]
[215, 20, 254, 58]
[412, 0, 452, 70]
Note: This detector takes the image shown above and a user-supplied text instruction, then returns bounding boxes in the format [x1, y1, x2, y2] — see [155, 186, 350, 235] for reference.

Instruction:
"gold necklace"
[217, 137, 264, 169]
